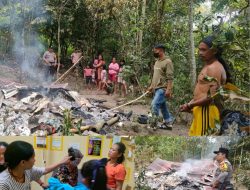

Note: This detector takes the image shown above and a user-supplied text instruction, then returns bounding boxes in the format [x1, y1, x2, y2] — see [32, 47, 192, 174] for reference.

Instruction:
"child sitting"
[104, 79, 114, 95]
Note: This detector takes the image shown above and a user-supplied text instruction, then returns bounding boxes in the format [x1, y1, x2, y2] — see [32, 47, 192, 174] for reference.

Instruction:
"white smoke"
[175, 159, 212, 177]
[0, 0, 48, 84]
[202, 136, 240, 159]
[176, 136, 240, 177]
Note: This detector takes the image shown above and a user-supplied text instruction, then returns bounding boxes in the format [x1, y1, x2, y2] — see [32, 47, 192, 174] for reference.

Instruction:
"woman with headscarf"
[48, 147, 84, 190]
[180, 36, 232, 136]
[106, 142, 127, 190]
[81, 158, 108, 190]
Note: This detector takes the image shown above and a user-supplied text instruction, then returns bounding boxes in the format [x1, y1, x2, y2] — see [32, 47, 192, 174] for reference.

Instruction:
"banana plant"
[62, 109, 73, 136]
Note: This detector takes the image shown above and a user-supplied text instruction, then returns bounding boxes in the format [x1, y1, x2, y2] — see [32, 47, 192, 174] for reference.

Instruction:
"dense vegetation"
[0, 0, 249, 109]
[0, 1, 249, 188]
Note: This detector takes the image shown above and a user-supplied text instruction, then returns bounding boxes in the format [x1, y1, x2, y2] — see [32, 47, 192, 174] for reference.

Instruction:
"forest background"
[0, 0, 249, 109]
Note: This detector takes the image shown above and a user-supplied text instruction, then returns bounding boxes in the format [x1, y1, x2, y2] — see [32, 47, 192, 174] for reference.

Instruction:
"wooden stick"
[52, 56, 83, 84]
[108, 91, 149, 111]
[172, 109, 181, 124]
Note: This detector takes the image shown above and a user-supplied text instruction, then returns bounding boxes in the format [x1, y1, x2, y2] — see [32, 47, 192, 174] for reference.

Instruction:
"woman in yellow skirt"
[180, 36, 232, 136]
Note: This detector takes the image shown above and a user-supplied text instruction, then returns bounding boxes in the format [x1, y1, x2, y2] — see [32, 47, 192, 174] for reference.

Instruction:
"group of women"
[93, 54, 127, 96]
[0, 141, 127, 190]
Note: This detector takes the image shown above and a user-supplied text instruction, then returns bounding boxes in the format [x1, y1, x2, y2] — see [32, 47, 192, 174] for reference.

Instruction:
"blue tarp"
[46, 177, 89, 190]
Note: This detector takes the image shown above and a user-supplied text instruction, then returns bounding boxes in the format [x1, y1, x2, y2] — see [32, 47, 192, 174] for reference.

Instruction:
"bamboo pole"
[52, 56, 83, 84]
[108, 91, 149, 111]
[106, 116, 120, 126]
[70, 126, 91, 133]
[91, 121, 106, 132]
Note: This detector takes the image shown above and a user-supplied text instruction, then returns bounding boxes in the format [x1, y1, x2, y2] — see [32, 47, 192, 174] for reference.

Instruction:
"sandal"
[158, 122, 173, 130]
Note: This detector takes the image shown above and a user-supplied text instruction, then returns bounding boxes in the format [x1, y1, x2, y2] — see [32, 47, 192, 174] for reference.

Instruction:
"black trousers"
[219, 182, 234, 190]
[45, 63, 56, 81]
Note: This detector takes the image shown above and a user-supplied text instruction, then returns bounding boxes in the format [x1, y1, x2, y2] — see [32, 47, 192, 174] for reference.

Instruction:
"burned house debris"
[136, 158, 218, 190]
[0, 82, 133, 136]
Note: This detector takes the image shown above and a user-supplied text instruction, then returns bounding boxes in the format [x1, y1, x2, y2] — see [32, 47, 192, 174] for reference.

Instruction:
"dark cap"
[214, 147, 229, 156]
[154, 44, 166, 51]
[201, 36, 214, 48]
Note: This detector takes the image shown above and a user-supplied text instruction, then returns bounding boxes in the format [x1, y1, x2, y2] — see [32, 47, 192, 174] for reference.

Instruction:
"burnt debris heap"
[0, 83, 132, 136]
[136, 158, 216, 190]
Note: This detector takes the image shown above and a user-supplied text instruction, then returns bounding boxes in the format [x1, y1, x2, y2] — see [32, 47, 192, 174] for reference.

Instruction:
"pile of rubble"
[0, 83, 132, 136]
[136, 158, 216, 190]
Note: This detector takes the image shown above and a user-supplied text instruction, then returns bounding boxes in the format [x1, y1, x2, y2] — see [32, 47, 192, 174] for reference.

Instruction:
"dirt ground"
[62, 74, 190, 136]
[0, 63, 190, 136]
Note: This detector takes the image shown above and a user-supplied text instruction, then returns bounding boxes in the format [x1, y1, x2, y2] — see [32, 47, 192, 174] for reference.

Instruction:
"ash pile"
[0, 83, 132, 136]
[136, 158, 216, 190]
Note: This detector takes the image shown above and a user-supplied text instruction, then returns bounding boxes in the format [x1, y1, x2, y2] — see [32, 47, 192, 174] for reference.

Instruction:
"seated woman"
[0, 141, 70, 190]
[106, 142, 127, 190]
[81, 158, 108, 190]
[48, 147, 84, 190]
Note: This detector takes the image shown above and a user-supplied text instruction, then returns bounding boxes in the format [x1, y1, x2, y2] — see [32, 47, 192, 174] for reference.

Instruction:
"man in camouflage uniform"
[212, 147, 234, 190]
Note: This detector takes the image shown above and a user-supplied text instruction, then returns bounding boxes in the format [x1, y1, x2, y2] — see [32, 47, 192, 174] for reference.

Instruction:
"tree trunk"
[55, 0, 70, 78]
[188, 0, 196, 88]
[49, 29, 53, 47]
[56, 13, 61, 79]
[19, 1, 26, 83]
[134, 1, 139, 56]
[138, 0, 146, 55]
[132, 0, 146, 94]
[158, 0, 166, 40]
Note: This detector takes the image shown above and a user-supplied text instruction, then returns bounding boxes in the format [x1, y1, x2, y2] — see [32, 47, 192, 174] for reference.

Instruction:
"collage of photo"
[0, 0, 249, 190]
